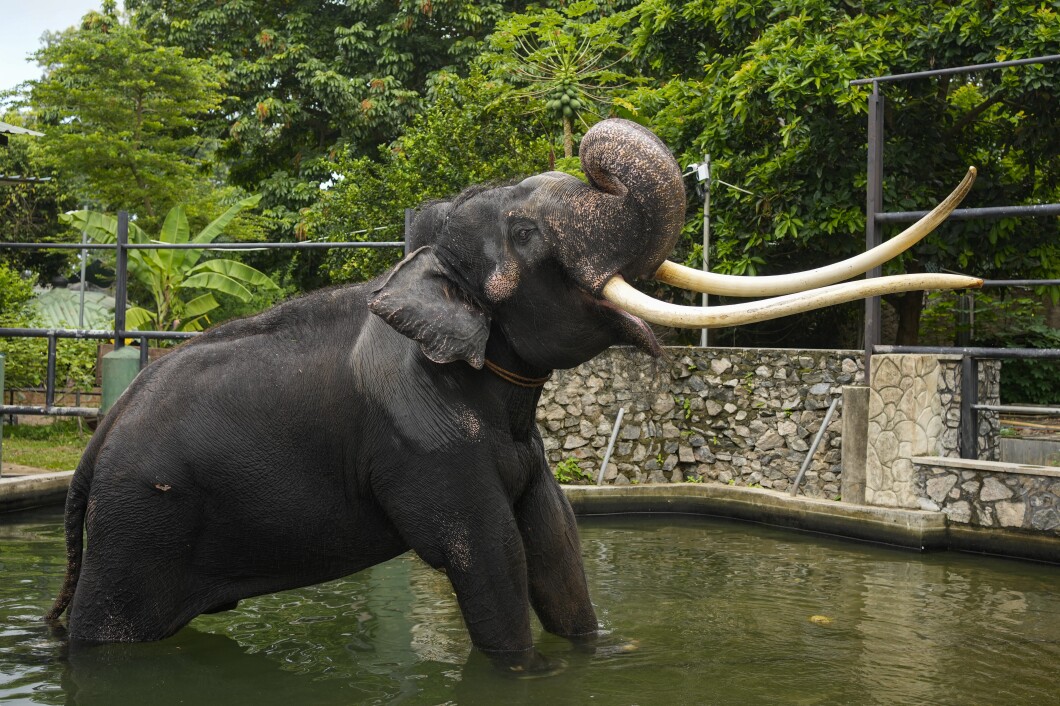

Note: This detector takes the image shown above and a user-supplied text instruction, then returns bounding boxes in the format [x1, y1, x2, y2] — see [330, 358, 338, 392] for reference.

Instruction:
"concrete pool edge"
[0, 471, 73, 513]
[563, 484, 1060, 564]
[2, 474, 1055, 564]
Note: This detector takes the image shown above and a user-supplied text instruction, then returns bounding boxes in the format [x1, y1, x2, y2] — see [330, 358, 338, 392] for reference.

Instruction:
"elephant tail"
[44, 453, 94, 621]
[45, 410, 113, 622]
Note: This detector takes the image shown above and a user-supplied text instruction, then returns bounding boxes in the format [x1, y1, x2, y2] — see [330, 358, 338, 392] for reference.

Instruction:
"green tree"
[61, 196, 280, 331]
[0, 111, 77, 281]
[485, 2, 636, 157]
[28, 4, 223, 227]
[125, 0, 574, 245]
[625, 0, 1060, 347]
[308, 72, 553, 283]
[0, 263, 97, 392]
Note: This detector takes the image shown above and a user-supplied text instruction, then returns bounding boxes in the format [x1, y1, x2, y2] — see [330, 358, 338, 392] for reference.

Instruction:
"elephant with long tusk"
[47, 118, 978, 673]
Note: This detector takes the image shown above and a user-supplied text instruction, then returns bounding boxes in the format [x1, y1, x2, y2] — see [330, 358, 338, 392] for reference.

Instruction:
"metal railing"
[874, 345, 1060, 459]
[855, 54, 1060, 375]
[0, 209, 405, 420]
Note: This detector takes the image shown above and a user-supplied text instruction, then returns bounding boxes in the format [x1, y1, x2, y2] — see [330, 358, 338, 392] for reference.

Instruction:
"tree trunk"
[563, 116, 573, 158]
[892, 290, 924, 345]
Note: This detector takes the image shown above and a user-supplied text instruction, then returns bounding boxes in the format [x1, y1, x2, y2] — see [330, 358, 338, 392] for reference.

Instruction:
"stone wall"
[864, 354, 1000, 509]
[913, 458, 1060, 535]
[536, 347, 864, 499]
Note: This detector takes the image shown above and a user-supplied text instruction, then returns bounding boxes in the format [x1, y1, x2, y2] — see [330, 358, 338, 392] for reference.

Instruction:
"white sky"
[0, 0, 110, 97]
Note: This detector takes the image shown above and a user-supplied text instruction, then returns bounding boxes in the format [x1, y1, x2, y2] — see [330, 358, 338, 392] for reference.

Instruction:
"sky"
[0, 0, 107, 97]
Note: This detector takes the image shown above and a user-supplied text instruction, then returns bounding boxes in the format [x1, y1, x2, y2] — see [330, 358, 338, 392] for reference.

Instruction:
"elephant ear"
[368, 246, 490, 369]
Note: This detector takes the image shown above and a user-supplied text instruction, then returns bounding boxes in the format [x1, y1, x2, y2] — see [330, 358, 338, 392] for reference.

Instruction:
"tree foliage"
[0, 263, 97, 391]
[62, 196, 279, 331]
[624, 0, 1059, 346]
[484, 2, 637, 156]
[308, 73, 554, 283]
[0, 113, 77, 281]
[125, 0, 577, 243]
[29, 5, 223, 226]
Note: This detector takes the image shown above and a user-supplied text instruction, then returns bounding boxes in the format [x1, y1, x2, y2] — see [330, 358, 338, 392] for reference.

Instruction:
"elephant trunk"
[543, 119, 686, 295]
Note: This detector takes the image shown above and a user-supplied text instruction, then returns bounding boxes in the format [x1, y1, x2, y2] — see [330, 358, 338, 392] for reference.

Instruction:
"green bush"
[0, 262, 98, 392]
[554, 457, 593, 484]
[920, 291, 1060, 405]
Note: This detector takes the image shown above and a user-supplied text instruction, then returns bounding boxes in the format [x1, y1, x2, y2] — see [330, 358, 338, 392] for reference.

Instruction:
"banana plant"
[61, 195, 279, 331]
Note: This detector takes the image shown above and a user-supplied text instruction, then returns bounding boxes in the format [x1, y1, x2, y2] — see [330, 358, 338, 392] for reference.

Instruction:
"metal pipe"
[140, 336, 149, 370]
[981, 279, 1060, 287]
[0, 405, 99, 417]
[0, 327, 196, 341]
[876, 203, 1060, 223]
[0, 241, 403, 251]
[114, 212, 128, 350]
[850, 54, 1060, 85]
[597, 407, 626, 485]
[863, 82, 884, 378]
[873, 345, 1060, 359]
[45, 334, 57, 408]
[790, 397, 840, 497]
[973, 404, 1060, 415]
[78, 226, 87, 328]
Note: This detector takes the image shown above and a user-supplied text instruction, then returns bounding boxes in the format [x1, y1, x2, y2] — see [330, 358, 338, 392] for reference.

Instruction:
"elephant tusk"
[654, 166, 977, 297]
[602, 273, 983, 329]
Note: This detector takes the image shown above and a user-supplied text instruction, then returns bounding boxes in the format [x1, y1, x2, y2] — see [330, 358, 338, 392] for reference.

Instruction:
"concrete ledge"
[912, 455, 1060, 478]
[0, 471, 72, 513]
[563, 484, 950, 551]
[947, 524, 1060, 565]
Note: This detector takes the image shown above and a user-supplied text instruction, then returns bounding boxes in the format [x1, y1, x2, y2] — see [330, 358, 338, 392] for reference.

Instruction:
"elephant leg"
[515, 471, 599, 640]
[382, 486, 544, 665]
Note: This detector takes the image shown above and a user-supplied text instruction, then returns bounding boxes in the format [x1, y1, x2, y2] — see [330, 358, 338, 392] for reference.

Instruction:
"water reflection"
[2, 509, 1058, 705]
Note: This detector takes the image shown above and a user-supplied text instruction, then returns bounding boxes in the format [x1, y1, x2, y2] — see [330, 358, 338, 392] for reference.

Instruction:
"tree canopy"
[2, 0, 1055, 350]
[29, 5, 223, 226]
[622, 0, 1060, 345]
[308, 72, 555, 283]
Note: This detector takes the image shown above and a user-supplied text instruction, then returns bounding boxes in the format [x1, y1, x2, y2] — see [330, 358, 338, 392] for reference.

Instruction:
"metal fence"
[0, 209, 405, 421]
[855, 54, 1060, 374]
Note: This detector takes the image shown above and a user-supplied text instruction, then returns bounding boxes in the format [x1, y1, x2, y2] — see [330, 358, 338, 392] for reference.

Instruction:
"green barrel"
[101, 346, 141, 416]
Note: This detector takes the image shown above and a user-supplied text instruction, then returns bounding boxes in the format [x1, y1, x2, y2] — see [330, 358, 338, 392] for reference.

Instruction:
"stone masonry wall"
[865, 354, 1000, 509]
[914, 459, 1060, 535]
[536, 348, 864, 499]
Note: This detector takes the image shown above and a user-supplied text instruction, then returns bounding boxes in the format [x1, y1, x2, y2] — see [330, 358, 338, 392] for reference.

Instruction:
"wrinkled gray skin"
[47, 119, 685, 670]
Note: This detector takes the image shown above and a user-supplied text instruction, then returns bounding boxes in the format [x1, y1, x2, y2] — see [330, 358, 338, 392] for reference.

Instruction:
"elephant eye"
[510, 221, 537, 245]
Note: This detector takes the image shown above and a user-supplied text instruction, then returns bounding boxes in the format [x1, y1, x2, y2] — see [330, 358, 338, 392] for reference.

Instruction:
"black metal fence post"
[45, 333, 57, 409]
[863, 82, 885, 377]
[114, 211, 129, 350]
[960, 355, 979, 459]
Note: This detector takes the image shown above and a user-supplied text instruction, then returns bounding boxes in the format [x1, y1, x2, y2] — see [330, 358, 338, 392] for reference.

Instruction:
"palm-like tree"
[61, 195, 278, 331]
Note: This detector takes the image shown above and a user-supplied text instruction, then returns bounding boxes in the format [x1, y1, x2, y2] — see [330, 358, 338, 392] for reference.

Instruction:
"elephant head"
[369, 118, 980, 370]
[367, 118, 686, 370]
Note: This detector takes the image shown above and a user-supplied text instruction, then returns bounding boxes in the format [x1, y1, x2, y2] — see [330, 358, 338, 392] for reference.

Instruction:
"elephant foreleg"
[382, 486, 543, 665]
[515, 472, 599, 640]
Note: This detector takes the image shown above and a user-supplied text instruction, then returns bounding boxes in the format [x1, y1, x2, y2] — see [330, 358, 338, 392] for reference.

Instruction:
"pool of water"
[2, 507, 1058, 705]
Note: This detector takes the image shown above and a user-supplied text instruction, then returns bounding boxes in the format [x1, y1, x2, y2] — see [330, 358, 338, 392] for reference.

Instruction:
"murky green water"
[2, 507, 1058, 705]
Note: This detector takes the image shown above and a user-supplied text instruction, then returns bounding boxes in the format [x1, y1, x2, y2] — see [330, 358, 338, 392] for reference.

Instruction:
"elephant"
[46, 118, 979, 670]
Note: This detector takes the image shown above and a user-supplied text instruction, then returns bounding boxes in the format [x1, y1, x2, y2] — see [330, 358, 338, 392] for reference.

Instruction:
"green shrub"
[554, 457, 593, 484]
[920, 291, 1060, 405]
[1, 263, 98, 392]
